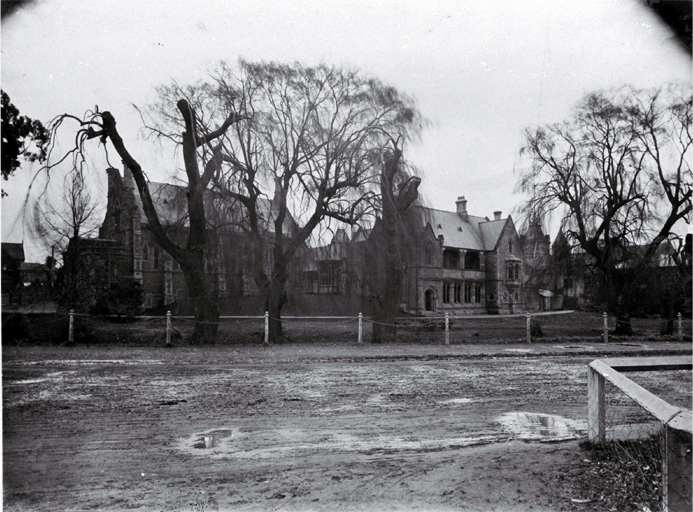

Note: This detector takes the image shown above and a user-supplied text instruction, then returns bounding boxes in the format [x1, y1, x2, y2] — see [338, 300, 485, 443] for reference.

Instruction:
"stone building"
[400, 197, 525, 315]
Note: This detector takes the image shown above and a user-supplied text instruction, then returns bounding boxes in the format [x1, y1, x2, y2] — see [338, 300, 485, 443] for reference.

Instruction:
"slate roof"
[134, 181, 293, 233]
[418, 207, 508, 251]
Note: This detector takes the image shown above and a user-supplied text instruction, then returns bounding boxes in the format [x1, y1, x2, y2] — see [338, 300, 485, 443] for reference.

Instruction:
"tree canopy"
[517, 85, 691, 331]
[1, 90, 49, 195]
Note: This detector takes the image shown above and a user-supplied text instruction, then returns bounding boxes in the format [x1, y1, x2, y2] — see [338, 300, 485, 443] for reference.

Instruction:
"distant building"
[2, 242, 25, 305]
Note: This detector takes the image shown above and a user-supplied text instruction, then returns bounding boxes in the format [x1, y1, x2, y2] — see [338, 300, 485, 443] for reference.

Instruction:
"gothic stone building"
[87, 165, 295, 312]
[307, 196, 526, 315]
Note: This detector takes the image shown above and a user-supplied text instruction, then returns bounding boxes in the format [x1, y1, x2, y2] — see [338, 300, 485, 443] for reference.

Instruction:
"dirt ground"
[3, 341, 691, 512]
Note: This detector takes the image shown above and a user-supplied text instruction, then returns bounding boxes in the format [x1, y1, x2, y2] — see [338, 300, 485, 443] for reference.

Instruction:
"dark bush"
[530, 317, 544, 337]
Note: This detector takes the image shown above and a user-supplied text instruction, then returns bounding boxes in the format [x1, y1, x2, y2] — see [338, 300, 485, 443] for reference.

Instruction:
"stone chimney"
[456, 196, 468, 220]
[494, 211, 502, 221]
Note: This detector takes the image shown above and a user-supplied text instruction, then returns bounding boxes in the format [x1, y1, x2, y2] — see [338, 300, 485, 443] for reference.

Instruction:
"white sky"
[2, 0, 690, 261]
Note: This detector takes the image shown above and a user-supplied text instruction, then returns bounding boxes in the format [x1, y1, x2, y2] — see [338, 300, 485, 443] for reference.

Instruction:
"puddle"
[438, 398, 474, 405]
[178, 429, 500, 459]
[191, 428, 234, 449]
[503, 349, 533, 353]
[497, 412, 586, 442]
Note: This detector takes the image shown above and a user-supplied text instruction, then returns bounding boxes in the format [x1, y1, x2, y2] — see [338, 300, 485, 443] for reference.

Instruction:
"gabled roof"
[478, 219, 507, 251]
[420, 207, 486, 251]
[417, 207, 512, 251]
[133, 180, 294, 233]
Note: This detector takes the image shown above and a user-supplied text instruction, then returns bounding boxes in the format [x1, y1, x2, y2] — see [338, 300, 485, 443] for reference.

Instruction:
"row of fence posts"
[66, 309, 686, 345]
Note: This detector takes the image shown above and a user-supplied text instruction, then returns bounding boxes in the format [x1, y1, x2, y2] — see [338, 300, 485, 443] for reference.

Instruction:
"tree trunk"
[265, 260, 289, 344]
[182, 260, 220, 344]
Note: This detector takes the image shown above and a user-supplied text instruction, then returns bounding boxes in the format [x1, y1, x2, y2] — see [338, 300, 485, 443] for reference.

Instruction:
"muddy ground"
[3, 342, 691, 512]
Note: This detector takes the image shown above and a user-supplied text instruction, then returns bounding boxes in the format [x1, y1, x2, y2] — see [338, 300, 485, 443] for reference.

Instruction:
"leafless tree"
[45, 98, 245, 343]
[517, 85, 691, 333]
[146, 61, 423, 343]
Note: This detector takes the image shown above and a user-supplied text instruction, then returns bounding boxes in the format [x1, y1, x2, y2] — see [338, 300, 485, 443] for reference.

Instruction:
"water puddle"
[438, 398, 474, 405]
[503, 349, 533, 353]
[191, 428, 234, 449]
[497, 412, 586, 442]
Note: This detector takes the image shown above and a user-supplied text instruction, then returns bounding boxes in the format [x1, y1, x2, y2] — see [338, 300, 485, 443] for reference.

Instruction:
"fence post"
[587, 366, 606, 444]
[166, 310, 172, 346]
[444, 312, 450, 345]
[526, 312, 531, 344]
[358, 312, 363, 343]
[678, 312, 683, 341]
[68, 309, 74, 344]
[264, 311, 269, 345]
[603, 312, 609, 343]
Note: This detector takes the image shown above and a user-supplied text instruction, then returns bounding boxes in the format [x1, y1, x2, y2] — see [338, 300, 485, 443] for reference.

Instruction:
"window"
[465, 283, 473, 303]
[454, 282, 462, 303]
[443, 281, 451, 303]
[507, 266, 514, 280]
[475, 284, 482, 303]
[425, 244, 432, 265]
[443, 249, 459, 269]
[465, 251, 480, 270]
[318, 261, 339, 292]
[142, 244, 148, 260]
[153, 247, 160, 269]
[508, 240, 512, 253]
[515, 265, 520, 280]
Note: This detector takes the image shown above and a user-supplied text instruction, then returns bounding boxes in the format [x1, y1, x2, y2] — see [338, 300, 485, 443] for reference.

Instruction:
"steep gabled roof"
[133, 180, 294, 233]
[478, 219, 507, 251]
[419, 207, 486, 251]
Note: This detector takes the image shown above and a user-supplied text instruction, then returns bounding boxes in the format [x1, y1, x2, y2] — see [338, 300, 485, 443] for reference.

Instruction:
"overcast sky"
[2, 0, 690, 261]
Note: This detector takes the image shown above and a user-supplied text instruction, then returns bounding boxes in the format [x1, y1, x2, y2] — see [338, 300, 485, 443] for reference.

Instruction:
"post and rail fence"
[53, 309, 689, 346]
[587, 356, 693, 511]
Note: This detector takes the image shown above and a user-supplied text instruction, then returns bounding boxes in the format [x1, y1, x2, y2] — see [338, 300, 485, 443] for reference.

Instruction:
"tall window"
[454, 282, 462, 303]
[153, 247, 160, 269]
[443, 281, 451, 303]
[475, 283, 482, 303]
[425, 244, 432, 265]
[142, 244, 149, 261]
[465, 283, 473, 303]
[508, 240, 513, 253]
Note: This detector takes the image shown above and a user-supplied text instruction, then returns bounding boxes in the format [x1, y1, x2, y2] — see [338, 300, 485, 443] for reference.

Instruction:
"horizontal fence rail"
[588, 356, 693, 512]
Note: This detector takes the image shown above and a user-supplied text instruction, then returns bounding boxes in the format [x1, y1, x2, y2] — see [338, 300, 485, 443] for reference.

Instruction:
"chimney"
[456, 196, 468, 220]
[494, 211, 502, 221]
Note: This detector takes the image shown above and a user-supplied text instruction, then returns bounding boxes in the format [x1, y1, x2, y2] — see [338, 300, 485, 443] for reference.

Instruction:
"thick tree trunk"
[265, 260, 289, 344]
[181, 259, 220, 344]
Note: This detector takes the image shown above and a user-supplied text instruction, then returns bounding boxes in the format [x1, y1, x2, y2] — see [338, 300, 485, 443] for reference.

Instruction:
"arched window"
[424, 289, 435, 312]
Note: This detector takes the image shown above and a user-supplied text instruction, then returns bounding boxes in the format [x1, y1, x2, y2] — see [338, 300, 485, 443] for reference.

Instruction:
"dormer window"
[458, 227, 463, 232]
[437, 224, 442, 229]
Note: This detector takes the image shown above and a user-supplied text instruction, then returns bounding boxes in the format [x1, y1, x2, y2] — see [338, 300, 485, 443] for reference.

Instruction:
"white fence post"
[526, 312, 531, 344]
[678, 312, 683, 341]
[166, 310, 172, 346]
[444, 312, 450, 345]
[68, 309, 74, 344]
[603, 312, 609, 343]
[358, 312, 363, 343]
[264, 311, 269, 345]
[587, 366, 606, 444]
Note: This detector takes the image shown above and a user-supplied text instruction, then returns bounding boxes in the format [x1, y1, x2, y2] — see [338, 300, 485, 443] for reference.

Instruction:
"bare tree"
[517, 86, 691, 334]
[45, 99, 245, 343]
[31, 170, 100, 254]
[146, 61, 423, 343]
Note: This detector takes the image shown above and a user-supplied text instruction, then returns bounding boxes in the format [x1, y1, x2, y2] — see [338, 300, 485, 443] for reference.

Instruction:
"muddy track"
[3, 345, 691, 511]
